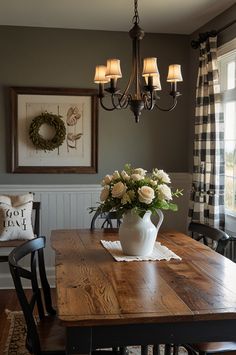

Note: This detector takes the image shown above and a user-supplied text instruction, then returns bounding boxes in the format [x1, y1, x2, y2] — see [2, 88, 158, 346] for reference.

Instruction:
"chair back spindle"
[90, 210, 122, 230]
[188, 222, 229, 255]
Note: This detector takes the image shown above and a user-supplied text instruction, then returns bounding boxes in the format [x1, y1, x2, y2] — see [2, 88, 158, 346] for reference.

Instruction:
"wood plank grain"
[51, 229, 236, 326]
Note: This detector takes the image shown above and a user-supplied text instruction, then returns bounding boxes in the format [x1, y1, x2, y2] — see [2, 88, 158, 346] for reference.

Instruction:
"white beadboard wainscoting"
[0, 173, 192, 289]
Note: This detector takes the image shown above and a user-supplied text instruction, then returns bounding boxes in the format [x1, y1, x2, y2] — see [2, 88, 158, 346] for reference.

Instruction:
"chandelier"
[94, 0, 183, 123]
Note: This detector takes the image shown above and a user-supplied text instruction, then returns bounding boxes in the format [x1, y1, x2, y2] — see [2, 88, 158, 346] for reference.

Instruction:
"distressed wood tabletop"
[51, 229, 236, 327]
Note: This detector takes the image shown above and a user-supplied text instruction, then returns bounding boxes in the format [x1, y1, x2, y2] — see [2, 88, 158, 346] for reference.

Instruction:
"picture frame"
[10, 87, 98, 173]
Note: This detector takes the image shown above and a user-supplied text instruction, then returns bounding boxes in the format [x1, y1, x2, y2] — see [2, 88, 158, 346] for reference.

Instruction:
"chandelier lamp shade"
[93, 0, 183, 123]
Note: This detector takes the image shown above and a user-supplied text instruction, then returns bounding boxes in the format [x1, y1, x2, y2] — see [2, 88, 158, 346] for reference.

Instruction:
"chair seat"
[190, 342, 236, 353]
[0, 239, 28, 247]
[38, 315, 65, 353]
[0, 240, 29, 262]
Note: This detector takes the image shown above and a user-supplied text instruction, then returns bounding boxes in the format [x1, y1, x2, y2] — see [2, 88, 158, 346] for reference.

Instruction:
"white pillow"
[0, 193, 34, 241]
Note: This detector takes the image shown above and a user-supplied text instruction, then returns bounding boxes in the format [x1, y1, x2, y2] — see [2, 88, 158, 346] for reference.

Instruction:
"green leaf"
[168, 203, 178, 211]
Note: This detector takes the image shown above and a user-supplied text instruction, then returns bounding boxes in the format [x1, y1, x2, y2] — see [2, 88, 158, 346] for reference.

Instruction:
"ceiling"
[0, 0, 235, 35]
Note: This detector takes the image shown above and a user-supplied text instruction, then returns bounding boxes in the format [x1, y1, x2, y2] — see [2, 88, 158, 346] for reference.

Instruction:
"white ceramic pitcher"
[119, 209, 164, 256]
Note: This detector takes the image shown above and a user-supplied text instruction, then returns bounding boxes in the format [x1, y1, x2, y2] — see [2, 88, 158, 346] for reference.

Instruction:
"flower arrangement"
[91, 164, 183, 218]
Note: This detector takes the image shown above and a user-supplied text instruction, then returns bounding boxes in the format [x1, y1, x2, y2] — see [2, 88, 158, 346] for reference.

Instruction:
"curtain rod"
[191, 18, 236, 49]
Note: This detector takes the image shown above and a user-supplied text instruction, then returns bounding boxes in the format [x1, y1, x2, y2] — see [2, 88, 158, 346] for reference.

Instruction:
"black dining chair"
[90, 210, 122, 230]
[188, 221, 230, 255]
[176, 222, 234, 355]
[155, 223, 231, 355]
[8, 236, 65, 355]
[0, 201, 41, 263]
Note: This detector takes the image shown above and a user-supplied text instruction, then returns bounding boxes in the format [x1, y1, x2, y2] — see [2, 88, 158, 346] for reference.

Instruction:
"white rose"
[121, 170, 130, 181]
[138, 186, 155, 204]
[133, 168, 147, 177]
[100, 187, 109, 201]
[131, 173, 144, 181]
[150, 179, 157, 186]
[158, 184, 172, 200]
[153, 169, 171, 184]
[103, 174, 112, 185]
[113, 170, 120, 180]
[112, 182, 127, 198]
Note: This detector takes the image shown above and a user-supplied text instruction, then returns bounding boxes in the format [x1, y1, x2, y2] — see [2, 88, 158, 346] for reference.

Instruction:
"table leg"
[141, 345, 149, 355]
[66, 327, 92, 355]
[164, 344, 171, 355]
[153, 345, 160, 355]
[119, 346, 128, 355]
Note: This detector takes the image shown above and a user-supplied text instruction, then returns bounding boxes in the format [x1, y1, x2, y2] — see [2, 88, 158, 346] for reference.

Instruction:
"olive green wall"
[188, 4, 236, 172]
[0, 26, 189, 184]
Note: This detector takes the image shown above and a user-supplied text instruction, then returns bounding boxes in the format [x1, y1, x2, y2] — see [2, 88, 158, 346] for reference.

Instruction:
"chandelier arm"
[134, 31, 142, 100]
[111, 91, 130, 109]
[108, 93, 129, 110]
[154, 97, 178, 112]
[118, 93, 131, 109]
[111, 94, 122, 109]
[99, 97, 117, 111]
[134, 42, 139, 98]
[116, 55, 136, 105]
[123, 95, 131, 108]
[143, 92, 155, 110]
[110, 64, 134, 109]
[118, 71, 134, 104]
[137, 42, 143, 99]
[117, 94, 130, 109]
[110, 45, 135, 106]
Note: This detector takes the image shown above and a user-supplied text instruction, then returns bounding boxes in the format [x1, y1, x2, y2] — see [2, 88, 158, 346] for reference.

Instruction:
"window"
[218, 39, 236, 215]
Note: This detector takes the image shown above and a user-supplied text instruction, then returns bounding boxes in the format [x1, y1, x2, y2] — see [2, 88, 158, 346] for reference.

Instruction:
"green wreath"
[29, 112, 66, 151]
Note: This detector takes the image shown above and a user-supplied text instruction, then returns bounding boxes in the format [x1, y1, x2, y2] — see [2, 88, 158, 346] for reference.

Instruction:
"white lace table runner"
[100, 240, 182, 262]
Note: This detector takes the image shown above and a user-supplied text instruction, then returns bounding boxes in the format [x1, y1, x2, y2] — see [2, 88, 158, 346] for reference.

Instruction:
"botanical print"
[66, 106, 83, 151]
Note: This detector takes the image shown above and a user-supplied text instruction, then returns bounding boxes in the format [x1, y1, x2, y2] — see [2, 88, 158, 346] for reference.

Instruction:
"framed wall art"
[10, 87, 98, 173]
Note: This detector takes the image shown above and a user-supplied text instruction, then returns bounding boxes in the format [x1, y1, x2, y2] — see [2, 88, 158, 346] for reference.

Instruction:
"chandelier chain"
[132, 0, 140, 24]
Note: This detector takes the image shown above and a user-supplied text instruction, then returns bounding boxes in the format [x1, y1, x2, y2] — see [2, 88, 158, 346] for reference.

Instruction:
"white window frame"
[218, 38, 236, 233]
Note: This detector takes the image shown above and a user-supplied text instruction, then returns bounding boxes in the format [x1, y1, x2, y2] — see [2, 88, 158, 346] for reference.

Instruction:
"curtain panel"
[189, 36, 225, 229]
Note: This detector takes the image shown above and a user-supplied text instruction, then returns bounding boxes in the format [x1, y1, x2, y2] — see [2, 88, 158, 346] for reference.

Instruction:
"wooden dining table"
[51, 229, 236, 355]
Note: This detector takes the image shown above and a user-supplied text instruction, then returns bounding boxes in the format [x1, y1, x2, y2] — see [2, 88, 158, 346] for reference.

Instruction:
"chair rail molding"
[0, 173, 191, 288]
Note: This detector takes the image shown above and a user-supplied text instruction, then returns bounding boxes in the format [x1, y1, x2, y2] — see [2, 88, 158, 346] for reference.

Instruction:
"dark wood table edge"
[66, 319, 236, 354]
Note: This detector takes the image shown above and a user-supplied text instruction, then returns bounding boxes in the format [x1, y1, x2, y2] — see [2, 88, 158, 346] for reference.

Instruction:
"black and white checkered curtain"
[189, 36, 225, 229]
